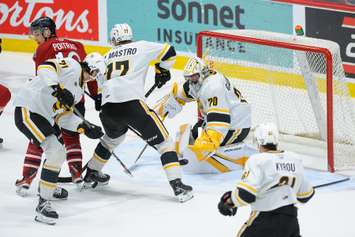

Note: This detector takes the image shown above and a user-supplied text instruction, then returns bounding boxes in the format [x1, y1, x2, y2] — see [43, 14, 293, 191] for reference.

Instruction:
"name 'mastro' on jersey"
[13, 58, 84, 126]
[102, 41, 176, 104]
[174, 71, 251, 139]
[231, 151, 315, 212]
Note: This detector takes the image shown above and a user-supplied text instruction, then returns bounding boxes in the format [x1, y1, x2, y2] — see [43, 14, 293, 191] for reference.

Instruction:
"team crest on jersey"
[241, 170, 250, 180]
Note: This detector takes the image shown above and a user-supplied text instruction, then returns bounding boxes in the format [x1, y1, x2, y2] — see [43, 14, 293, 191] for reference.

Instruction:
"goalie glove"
[155, 63, 171, 88]
[77, 122, 104, 139]
[161, 96, 183, 119]
[51, 84, 74, 108]
[156, 82, 185, 118]
[218, 191, 237, 216]
[188, 129, 223, 161]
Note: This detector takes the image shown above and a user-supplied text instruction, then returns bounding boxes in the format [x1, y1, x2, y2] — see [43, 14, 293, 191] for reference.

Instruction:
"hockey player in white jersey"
[218, 123, 315, 237]
[157, 56, 255, 173]
[13, 55, 105, 225]
[83, 23, 193, 202]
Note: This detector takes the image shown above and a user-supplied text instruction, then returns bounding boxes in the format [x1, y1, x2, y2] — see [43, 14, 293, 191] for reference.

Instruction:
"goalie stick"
[314, 177, 350, 189]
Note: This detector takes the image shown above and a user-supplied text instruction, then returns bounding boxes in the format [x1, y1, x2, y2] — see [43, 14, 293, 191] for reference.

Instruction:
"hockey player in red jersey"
[0, 83, 11, 146]
[15, 16, 99, 195]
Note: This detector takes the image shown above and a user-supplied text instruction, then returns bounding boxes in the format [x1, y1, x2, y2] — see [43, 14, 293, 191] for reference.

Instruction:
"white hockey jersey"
[13, 58, 84, 126]
[102, 41, 176, 104]
[175, 71, 251, 140]
[231, 151, 314, 212]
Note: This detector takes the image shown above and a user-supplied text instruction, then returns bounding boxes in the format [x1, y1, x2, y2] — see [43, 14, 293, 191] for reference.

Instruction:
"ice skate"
[52, 186, 68, 200]
[34, 197, 58, 225]
[37, 185, 68, 200]
[82, 167, 110, 189]
[169, 178, 193, 203]
[15, 176, 34, 197]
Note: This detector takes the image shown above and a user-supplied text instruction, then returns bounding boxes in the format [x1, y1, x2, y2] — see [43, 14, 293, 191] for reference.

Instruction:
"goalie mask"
[110, 23, 133, 45]
[83, 52, 106, 81]
[253, 123, 279, 146]
[183, 57, 209, 99]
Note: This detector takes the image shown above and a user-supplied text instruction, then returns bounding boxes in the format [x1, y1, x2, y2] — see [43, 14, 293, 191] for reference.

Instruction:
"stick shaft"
[314, 177, 350, 189]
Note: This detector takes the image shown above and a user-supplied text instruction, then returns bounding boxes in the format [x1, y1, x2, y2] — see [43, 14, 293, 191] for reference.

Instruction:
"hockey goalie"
[157, 56, 257, 173]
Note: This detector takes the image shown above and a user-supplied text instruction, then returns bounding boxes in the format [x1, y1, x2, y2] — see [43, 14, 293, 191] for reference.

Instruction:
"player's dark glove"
[77, 122, 104, 139]
[218, 191, 237, 216]
[94, 94, 102, 111]
[52, 85, 75, 108]
[155, 64, 171, 88]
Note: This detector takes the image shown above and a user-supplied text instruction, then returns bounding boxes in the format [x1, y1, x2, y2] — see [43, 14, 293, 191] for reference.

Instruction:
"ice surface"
[0, 52, 354, 237]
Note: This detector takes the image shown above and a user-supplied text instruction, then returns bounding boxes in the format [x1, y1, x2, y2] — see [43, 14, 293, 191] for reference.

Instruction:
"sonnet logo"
[0, 0, 99, 41]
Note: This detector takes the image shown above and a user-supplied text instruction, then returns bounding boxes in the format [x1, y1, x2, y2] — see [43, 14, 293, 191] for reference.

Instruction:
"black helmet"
[30, 16, 56, 37]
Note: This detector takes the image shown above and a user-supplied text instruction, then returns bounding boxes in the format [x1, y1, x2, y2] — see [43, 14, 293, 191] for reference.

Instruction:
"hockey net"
[196, 29, 355, 172]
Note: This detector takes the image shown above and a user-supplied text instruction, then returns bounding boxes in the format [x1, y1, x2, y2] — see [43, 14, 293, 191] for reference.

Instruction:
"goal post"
[196, 29, 355, 172]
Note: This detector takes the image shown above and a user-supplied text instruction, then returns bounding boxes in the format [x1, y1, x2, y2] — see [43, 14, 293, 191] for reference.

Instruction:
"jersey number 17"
[107, 60, 129, 80]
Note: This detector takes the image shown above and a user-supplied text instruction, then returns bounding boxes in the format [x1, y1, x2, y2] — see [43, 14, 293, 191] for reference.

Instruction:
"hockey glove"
[155, 64, 171, 88]
[52, 85, 75, 108]
[77, 122, 104, 139]
[94, 94, 102, 111]
[218, 191, 237, 216]
[156, 82, 185, 118]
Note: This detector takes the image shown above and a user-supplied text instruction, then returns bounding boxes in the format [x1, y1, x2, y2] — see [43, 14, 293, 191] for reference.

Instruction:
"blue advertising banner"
[107, 0, 293, 52]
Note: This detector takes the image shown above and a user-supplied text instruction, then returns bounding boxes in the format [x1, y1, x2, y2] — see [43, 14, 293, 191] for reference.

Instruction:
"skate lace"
[53, 187, 62, 195]
[41, 200, 54, 212]
[97, 171, 108, 178]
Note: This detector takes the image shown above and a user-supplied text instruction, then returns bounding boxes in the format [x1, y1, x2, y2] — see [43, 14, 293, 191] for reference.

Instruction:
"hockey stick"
[314, 177, 350, 189]
[126, 113, 168, 173]
[71, 105, 133, 177]
[58, 84, 159, 182]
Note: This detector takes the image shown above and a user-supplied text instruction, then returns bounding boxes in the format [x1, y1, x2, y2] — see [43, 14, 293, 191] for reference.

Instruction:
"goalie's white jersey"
[102, 41, 176, 105]
[13, 58, 84, 126]
[232, 151, 314, 212]
[176, 71, 251, 138]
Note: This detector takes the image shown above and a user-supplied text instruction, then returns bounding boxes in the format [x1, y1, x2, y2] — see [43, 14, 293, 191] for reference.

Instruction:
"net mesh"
[199, 29, 355, 171]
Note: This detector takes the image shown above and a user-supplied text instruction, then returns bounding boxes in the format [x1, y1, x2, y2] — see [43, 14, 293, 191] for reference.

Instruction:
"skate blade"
[35, 214, 57, 225]
[80, 181, 108, 191]
[176, 191, 194, 203]
[50, 195, 68, 201]
[16, 187, 29, 197]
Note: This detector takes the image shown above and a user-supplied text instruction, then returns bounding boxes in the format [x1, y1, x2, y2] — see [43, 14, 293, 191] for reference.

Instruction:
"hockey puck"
[179, 159, 188, 166]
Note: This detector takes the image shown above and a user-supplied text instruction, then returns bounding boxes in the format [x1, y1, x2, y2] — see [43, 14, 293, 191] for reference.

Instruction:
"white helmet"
[253, 123, 279, 146]
[110, 23, 133, 45]
[84, 52, 106, 77]
[183, 57, 209, 98]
